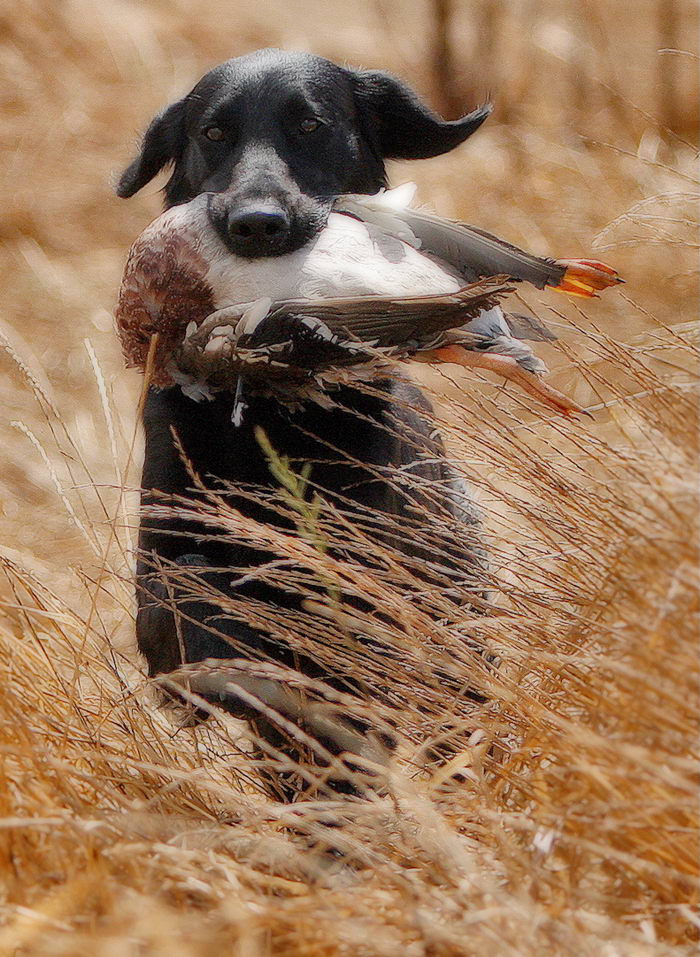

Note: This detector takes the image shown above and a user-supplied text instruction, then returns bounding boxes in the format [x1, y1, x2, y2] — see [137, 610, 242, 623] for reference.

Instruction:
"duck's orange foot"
[551, 259, 624, 298]
[425, 345, 592, 419]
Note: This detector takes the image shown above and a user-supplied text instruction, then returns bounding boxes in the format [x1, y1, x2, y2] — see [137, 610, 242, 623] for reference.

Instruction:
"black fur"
[117, 49, 490, 257]
[117, 50, 489, 754]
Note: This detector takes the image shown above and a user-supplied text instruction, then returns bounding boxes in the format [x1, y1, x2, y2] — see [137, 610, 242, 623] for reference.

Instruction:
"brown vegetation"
[0, 1, 697, 953]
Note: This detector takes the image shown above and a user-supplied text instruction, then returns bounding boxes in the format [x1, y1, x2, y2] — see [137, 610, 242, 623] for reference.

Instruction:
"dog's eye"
[299, 118, 321, 134]
[204, 126, 225, 142]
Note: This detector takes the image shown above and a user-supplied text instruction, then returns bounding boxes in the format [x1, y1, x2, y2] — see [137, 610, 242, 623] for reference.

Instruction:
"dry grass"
[0, 1, 698, 953]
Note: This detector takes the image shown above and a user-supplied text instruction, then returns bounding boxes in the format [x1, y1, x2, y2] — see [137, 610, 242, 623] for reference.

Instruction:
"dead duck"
[115, 185, 622, 419]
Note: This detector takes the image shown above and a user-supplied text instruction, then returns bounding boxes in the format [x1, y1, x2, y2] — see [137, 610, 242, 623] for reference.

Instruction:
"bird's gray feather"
[336, 197, 566, 290]
[503, 312, 558, 342]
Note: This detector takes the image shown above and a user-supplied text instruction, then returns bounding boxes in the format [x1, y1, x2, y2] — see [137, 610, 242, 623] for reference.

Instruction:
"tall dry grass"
[0, 1, 698, 953]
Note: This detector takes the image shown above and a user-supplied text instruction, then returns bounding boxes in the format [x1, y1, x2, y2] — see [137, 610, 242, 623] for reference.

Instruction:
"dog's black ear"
[352, 70, 491, 160]
[116, 99, 187, 198]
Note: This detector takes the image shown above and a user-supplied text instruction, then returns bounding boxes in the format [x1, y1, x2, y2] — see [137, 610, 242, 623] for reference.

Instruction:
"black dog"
[117, 50, 489, 755]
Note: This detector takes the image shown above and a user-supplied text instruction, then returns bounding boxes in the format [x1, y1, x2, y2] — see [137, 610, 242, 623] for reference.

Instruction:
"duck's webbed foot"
[425, 344, 592, 419]
[551, 259, 624, 298]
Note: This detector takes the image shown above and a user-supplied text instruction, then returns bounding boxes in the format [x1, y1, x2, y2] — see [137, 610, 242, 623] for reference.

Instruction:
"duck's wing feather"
[397, 209, 566, 289]
[265, 277, 514, 349]
[335, 196, 566, 289]
[503, 312, 558, 342]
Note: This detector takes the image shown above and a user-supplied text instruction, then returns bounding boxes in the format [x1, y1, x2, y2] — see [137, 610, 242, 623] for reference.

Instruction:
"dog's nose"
[227, 204, 290, 255]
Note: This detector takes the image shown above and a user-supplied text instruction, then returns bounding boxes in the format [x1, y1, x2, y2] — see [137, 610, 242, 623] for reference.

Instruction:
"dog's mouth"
[207, 193, 332, 259]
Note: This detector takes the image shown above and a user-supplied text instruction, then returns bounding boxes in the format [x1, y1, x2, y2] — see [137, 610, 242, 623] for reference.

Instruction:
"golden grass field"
[0, 0, 698, 953]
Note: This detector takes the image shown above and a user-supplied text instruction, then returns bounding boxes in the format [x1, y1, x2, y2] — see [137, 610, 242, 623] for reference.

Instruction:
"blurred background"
[0, 3, 697, 953]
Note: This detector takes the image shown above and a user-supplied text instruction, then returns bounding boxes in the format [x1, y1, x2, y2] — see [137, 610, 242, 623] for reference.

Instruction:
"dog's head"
[117, 49, 490, 258]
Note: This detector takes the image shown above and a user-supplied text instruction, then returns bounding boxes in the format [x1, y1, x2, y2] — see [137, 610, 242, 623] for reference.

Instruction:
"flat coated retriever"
[116, 49, 490, 771]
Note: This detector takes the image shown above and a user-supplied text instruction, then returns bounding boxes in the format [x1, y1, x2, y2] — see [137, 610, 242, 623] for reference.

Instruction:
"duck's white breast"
[203, 212, 463, 307]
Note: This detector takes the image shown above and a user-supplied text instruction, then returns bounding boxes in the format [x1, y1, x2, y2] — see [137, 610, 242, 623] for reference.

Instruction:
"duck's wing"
[259, 277, 514, 351]
[336, 192, 624, 296]
[181, 282, 558, 378]
[398, 209, 567, 289]
[336, 194, 565, 288]
[174, 279, 514, 390]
